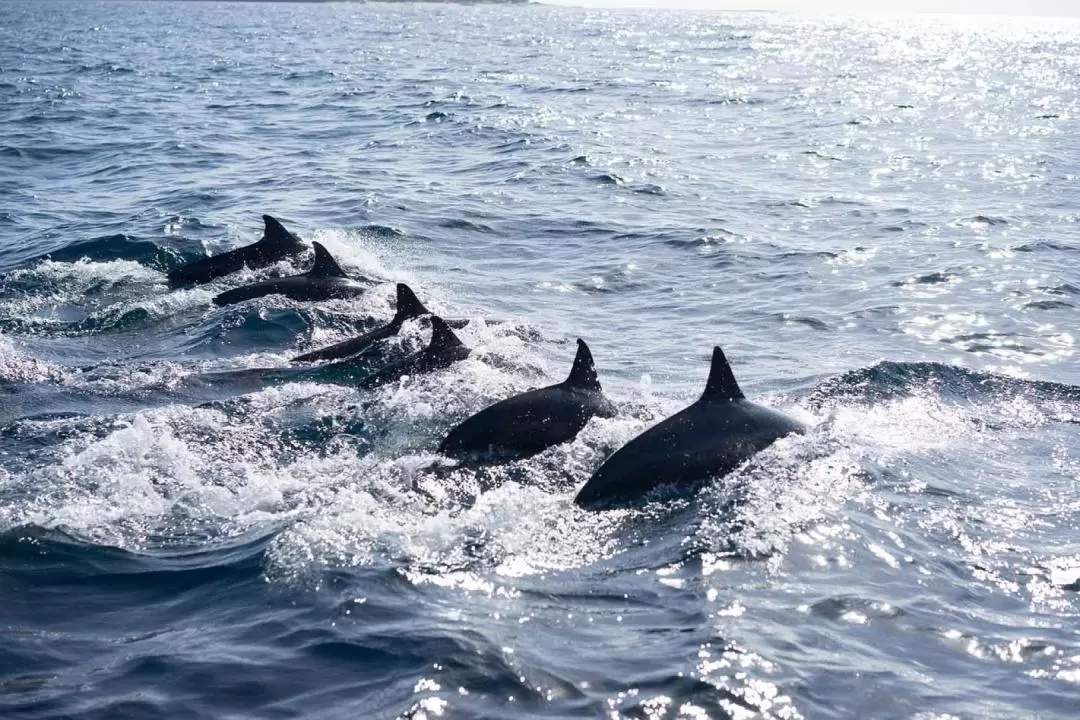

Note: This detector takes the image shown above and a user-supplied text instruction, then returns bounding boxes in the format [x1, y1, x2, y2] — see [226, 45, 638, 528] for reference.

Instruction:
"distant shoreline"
[116, 0, 534, 4]
[123, 1, 535, 4]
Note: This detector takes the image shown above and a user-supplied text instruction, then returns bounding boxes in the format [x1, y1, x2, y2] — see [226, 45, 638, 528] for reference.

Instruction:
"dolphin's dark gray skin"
[211, 242, 367, 307]
[291, 283, 431, 363]
[353, 315, 470, 390]
[438, 339, 616, 463]
[167, 215, 307, 288]
[574, 346, 807, 509]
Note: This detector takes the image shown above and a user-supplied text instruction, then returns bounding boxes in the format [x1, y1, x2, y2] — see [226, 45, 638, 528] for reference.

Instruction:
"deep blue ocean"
[2, 1, 1080, 718]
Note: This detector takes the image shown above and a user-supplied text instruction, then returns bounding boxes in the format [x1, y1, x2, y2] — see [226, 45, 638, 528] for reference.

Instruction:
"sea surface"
[1, 2, 1079, 718]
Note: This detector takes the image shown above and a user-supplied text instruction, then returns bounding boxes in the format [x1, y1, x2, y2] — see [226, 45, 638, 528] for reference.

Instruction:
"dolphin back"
[439, 385, 593, 462]
[167, 215, 305, 288]
[212, 279, 285, 307]
[439, 338, 614, 462]
[291, 284, 430, 363]
[167, 247, 249, 288]
[357, 316, 469, 390]
[574, 400, 804, 508]
[292, 322, 399, 363]
[574, 346, 804, 509]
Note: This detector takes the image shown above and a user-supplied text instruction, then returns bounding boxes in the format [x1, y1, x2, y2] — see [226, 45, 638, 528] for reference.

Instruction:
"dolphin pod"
[165, 214, 808, 510]
[166, 216, 367, 306]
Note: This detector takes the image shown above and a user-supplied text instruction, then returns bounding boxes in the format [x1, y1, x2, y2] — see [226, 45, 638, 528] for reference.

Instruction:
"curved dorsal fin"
[564, 338, 602, 391]
[700, 346, 744, 402]
[261, 215, 304, 248]
[393, 283, 430, 323]
[427, 315, 465, 352]
[306, 242, 348, 278]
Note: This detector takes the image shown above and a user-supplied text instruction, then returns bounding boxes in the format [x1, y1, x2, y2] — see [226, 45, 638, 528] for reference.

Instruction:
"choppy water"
[2, 2, 1079, 718]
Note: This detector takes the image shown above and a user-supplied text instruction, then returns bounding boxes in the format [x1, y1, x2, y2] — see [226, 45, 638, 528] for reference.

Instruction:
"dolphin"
[291, 283, 431, 363]
[212, 242, 367, 307]
[574, 346, 807, 509]
[438, 339, 616, 463]
[167, 215, 307, 288]
[352, 315, 470, 390]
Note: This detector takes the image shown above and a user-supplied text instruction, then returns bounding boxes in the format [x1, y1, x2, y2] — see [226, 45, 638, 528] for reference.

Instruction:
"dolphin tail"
[564, 338, 602, 391]
[261, 215, 304, 248]
[306, 242, 349, 278]
[393, 283, 431, 323]
[701, 346, 744, 402]
[428, 315, 466, 351]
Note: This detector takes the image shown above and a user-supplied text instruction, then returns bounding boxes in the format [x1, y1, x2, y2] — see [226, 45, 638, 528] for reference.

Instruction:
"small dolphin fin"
[564, 338, 602, 391]
[393, 283, 430, 323]
[428, 315, 465, 351]
[261, 215, 303, 247]
[306, 242, 349, 278]
[701, 346, 745, 402]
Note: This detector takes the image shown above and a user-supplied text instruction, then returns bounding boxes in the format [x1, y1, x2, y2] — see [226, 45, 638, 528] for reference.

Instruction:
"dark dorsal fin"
[564, 338, 602, 391]
[427, 315, 465, 351]
[700, 346, 744, 402]
[261, 214, 304, 248]
[306, 242, 349, 278]
[393, 283, 430, 323]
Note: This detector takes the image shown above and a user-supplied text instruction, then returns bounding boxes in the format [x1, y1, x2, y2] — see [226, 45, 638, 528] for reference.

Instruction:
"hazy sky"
[541, 0, 1080, 17]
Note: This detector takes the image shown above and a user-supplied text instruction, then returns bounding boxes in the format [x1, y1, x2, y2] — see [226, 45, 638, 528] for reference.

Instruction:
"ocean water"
[1, 1, 1079, 718]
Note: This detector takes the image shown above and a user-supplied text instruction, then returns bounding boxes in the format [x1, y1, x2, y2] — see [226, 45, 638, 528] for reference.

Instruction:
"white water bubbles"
[4, 393, 330, 547]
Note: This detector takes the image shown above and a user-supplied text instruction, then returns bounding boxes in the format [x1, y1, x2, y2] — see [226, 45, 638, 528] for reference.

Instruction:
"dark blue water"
[2, 2, 1079, 718]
